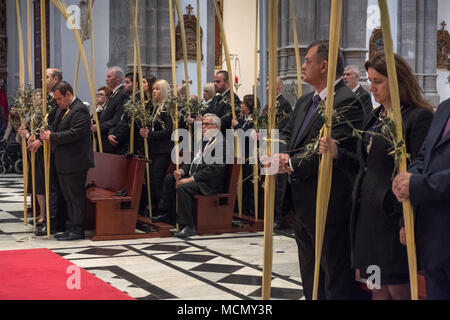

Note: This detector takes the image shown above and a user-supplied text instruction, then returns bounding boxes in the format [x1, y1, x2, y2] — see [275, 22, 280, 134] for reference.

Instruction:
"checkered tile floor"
[0, 174, 304, 300]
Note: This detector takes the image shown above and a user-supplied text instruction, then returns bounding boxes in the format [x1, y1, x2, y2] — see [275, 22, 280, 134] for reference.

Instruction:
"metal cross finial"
[186, 4, 194, 16]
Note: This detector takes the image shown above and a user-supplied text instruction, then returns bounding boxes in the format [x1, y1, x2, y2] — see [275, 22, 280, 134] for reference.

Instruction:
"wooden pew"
[193, 158, 263, 235]
[85, 152, 172, 241]
[194, 160, 240, 235]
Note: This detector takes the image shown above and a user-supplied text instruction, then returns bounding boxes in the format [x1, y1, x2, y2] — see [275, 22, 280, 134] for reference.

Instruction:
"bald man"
[46, 68, 63, 125]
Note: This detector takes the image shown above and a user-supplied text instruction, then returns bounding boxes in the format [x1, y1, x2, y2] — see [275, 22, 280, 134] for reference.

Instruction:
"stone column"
[110, 0, 172, 81]
[206, 0, 215, 82]
[0, 0, 7, 83]
[278, 0, 368, 104]
[397, 0, 439, 106]
[108, 0, 130, 70]
[155, 0, 172, 82]
[341, 0, 369, 82]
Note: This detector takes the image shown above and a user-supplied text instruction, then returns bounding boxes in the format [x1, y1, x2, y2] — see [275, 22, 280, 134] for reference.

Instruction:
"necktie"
[442, 116, 450, 139]
[294, 95, 321, 148]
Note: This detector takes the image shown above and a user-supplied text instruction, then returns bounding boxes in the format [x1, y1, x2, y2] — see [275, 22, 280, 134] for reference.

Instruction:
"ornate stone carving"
[79, 0, 94, 42]
[176, 4, 203, 61]
[437, 21, 450, 70]
[0, 0, 7, 82]
[369, 27, 384, 60]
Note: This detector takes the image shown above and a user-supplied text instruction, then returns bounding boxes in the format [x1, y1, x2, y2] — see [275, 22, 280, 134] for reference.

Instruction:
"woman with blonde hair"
[139, 79, 173, 219]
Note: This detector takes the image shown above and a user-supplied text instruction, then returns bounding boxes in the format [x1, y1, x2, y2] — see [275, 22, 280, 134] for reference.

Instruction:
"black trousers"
[150, 153, 171, 216]
[49, 156, 67, 230]
[241, 162, 254, 216]
[295, 215, 356, 300]
[159, 173, 205, 227]
[57, 170, 88, 235]
[101, 134, 116, 154]
[274, 173, 288, 223]
[139, 154, 172, 216]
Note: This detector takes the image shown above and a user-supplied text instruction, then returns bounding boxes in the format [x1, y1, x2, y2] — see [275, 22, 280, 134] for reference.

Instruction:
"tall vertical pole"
[258, 0, 268, 113]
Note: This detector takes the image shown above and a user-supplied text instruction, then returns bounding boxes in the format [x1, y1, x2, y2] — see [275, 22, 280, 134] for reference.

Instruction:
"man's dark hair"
[125, 72, 140, 82]
[54, 81, 74, 96]
[307, 40, 344, 76]
[216, 70, 229, 81]
[51, 69, 63, 82]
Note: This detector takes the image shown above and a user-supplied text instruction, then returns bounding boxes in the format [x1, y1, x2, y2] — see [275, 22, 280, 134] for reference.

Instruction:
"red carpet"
[0, 249, 134, 300]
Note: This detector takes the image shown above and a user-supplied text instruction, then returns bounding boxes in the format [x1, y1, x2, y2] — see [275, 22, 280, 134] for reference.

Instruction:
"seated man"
[155, 114, 227, 238]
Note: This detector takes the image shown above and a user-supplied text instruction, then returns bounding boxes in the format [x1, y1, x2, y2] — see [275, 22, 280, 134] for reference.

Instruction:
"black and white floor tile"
[0, 174, 304, 300]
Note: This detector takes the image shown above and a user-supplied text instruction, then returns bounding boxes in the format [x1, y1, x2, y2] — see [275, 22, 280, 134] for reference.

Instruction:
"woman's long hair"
[152, 79, 170, 106]
[143, 75, 156, 101]
[365, 52, 434, 112]
[242, 94, 260, 115]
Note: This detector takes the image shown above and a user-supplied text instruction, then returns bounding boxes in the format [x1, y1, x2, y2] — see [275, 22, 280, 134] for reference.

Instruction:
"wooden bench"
[85, 152, 172, 241]
[194, 160, 240, 235]
[193, 158, 262, 235]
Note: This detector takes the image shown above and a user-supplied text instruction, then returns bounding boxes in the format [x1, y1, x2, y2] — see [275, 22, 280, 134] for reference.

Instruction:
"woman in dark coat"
[231, 95, 259, 217]
[319, 52, 434, 299]
[139, 79, 173, 219]
[18, 90, 46, 226]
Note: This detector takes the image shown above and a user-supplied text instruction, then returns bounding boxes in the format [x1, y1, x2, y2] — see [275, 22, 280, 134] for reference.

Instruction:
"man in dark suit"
[275, 40, 364, 299]
[269, 77, 293, 229]
[108, 72, 139, 155]
[45, 68, 63, 126]
[201, 70, 240, 135]
[93, 66, 129, 154]
[343, 65, 373, 117]
[393, 98, 450, 299]
[40, 81, 94, 241]
[156, 114, 226, 238]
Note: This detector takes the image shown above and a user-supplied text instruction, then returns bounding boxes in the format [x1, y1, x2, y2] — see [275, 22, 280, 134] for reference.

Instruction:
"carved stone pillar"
[341, 0, 368, 82]
[108, 0, 130, 71]
[0, 0, 6, 83]
[109, 0, 171, 82]
[397, 0, 439, 106]
[34, 0, 51, 89]
[278, 0, 368, 104]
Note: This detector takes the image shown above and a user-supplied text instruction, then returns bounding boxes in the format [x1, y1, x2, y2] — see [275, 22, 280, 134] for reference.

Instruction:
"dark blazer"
[279, 79, 365, 227]
[50, 97, 94, 174]
[99, 85, 129, 152]
[146, 104, 174, 155]
[234, 115, 255, 161]
[47, 94, 60, 128]
[202, 90, 240, 134]
[276, 94, 293, 130]
[181, 134, 226, 195]
[354, 85, 373, 118]
[338, 104, 433, 273]
[409, 99, 450, 272]
[110, 92, 152, 156]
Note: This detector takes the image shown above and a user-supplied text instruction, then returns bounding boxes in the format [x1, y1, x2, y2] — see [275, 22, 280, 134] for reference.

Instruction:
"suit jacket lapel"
[433, 107, 450, 150]
[290, 93, 314, 150]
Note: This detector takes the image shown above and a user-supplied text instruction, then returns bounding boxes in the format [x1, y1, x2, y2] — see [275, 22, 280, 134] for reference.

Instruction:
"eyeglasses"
[96, 93, 106, 97]
[202, 122, 216, 127]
